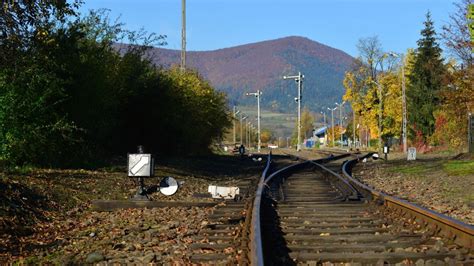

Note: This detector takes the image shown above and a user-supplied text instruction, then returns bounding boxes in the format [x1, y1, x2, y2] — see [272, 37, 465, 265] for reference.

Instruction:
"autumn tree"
[260, 128, 274, 144]
[441, 0, 473, 66]
[429, 0, 474, 150]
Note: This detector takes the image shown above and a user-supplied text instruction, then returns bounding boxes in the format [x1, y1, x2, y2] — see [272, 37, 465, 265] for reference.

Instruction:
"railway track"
[188, 154, 292, 264]
[186, 150, 473, 264]
[250, 151, 474, 265]
[188, 152, 340, 264]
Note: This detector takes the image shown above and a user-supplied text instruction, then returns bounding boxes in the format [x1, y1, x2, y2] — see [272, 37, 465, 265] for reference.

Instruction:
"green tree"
[407, 12, 447, 143]
[0, 5, 231, 167]
[291, 108, 314, 145]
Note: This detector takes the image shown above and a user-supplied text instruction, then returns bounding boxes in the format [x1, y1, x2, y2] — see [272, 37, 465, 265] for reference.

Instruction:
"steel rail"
[342, 154, 474, 249]
[249, 152, 351, 265]
[249, 152, 273, 266]
[308, 160, 360, 200]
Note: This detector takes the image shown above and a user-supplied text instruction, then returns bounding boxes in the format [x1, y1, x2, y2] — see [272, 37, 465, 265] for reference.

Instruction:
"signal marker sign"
[128, 154, 153, 177]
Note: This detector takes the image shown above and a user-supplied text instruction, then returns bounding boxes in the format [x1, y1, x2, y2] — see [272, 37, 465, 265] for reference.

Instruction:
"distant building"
[304, 126, 328, 147]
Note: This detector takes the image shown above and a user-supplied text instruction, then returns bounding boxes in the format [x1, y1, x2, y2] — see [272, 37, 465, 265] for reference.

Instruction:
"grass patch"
[443, 160, 474, 176]
[388, 164, 429, 175]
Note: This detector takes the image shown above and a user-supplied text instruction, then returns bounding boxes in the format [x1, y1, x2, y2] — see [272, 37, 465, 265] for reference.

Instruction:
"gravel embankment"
[352, 155, 474, 225]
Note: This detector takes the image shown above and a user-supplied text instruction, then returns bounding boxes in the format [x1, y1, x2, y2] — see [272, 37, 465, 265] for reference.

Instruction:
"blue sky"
[79, 0, 457, 57]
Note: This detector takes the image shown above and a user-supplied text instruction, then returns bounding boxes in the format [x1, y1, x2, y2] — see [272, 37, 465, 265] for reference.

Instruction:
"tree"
[407, 12, 446, 143]
[260, 128, 274, 144]
[441, 0, 473, 66]
[0, 6, 232, 167]
[291, 108, 314, 145]
[433, 0, 474, 151]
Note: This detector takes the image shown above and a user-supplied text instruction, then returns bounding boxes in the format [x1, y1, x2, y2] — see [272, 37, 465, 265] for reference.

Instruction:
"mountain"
[146, 36, 354, 113]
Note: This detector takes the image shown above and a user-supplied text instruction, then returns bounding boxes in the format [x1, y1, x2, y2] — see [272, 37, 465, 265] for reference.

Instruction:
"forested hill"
[145, 36, 354, 112]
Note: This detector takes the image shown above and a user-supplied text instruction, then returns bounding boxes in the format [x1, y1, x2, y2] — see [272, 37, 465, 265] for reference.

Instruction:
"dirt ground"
[352, 152, 474, 225]
[0, 154, 265, 264]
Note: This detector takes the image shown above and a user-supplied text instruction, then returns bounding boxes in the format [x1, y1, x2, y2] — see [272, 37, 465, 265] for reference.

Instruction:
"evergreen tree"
[407, 12, 446, 142]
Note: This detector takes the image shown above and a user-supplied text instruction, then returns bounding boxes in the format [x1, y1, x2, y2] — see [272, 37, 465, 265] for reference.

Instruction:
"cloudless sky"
[79, 0, 458, 57]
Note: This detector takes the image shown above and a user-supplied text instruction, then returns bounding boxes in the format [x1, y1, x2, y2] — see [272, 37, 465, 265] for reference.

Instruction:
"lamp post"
[320, 110, 327, 146]
[376, 80, 383, 153]
[250, 124, 255, 148]
[245, 90, 262, 152]
[245, 121, 251, 148]
[320, 111, 327, 126]
[389, 52, 407, 153]
[240, 114, 247, 145]
[233, 107, 240, 144]
[328, 107, 337, 147]
[335, 101, 345, 148]
[283, 72, 304, 151]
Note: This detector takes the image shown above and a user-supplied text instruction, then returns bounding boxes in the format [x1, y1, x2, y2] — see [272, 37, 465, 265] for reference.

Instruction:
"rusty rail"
[342, 154, 474, 249]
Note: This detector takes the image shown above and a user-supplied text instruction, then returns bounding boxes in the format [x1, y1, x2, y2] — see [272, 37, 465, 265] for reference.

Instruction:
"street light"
[245, 90, 262, 152]
[388, 52, 407, 153]
[245, 121, 251, 148]
[320, 110, 326, 127]
[371, 79, 384, 153]
[233, 107, 240, 144]
[240, 114, 247, 145]
[328, 106, 337, 147]
[283, 72, 304, 151]
[335, 101, 346, 148]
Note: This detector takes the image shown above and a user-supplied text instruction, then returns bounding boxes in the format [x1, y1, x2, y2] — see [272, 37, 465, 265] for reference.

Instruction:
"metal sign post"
[128, 145, 154, 200]
[383, 144, 389, 161]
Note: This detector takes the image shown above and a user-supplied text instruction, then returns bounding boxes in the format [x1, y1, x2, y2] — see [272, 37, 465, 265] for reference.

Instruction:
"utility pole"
[336, 101, 345, 148]
[353, 108, 356, 148]
[401, 55, 407, 153]
[245, 90, 262, 152]
[375, 81, 383, 153]
[180, 0, 186, 71]
[283, 72, 304, 151]
[240, 113, 247, 145]
[328, 107, 337, 147]
[246, 121, 249, 148]
[233, 107, 240, 144]
[386, 52, 407, 153]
